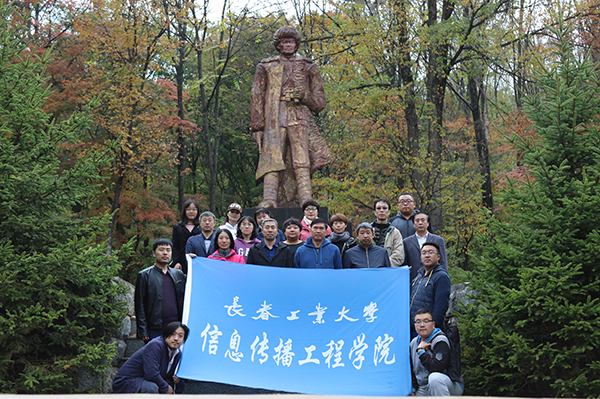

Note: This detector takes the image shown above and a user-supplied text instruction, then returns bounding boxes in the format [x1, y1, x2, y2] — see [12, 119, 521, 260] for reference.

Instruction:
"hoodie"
[294, 237, 342, 269]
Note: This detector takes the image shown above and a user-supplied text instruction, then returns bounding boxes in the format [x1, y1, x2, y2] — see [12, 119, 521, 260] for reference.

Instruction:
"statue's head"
[273, 26, 301, 54]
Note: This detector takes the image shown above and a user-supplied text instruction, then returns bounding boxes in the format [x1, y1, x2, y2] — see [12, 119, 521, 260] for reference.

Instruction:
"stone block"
[76, 369, 101, 392]
[110, 338, 127, 367]
[124, 337, 144, 357]
[113, 277, 135, 315]
[120, 315, 132, 337]
[103, 367, 119, 393]
[185, 380, 281, 394]
[446, 283, 474, 325]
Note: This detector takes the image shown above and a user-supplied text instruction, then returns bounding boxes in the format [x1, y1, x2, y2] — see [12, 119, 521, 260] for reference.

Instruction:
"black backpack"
[444, 323, 464, 384]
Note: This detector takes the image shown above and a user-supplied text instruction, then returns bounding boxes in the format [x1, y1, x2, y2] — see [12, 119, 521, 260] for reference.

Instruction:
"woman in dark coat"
[328, 213, 356, 257]
[171, 199, 201, 274]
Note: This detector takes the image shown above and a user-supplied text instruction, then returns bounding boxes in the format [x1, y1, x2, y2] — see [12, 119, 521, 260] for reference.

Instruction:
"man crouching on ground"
[410, 309, 463, 396]
[112, 322, 189, 394]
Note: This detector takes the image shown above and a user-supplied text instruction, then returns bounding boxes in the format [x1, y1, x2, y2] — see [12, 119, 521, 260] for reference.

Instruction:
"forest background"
[1, 0, 600, 395]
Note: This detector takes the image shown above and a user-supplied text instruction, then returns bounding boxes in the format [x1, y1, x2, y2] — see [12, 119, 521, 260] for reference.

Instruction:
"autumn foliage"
[3, 0, 600, 393]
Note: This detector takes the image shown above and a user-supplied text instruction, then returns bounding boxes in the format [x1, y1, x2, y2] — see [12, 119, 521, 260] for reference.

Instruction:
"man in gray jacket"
[404, 212, 448, 281]
[343, 223, 391, 269]
[410, 308, 463, 396]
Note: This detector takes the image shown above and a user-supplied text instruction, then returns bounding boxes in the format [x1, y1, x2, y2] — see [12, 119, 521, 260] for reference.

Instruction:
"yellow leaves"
[69, 0, 179, 188]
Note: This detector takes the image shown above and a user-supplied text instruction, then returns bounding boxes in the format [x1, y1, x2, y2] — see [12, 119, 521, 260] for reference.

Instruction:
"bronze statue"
[251, 26, 331, 208]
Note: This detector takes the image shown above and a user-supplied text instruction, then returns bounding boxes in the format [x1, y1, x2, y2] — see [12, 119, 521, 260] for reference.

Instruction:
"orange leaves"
[116, 189, 177, 244]
[489, 109, 538, 189]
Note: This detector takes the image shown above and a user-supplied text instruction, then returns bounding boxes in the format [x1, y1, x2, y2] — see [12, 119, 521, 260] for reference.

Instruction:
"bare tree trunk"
[106, 150, 128, 255]
[191, 1, 218, 212]
[422, 0, 455, 232]
[192, 0, 244, 213]
[176, 17, 187, 211]
[468, 74, 494, 211]
[106, 176, 123, 255]
[396, 0, 421, 192]
[513, 0, 527, 108]
[462, 4, 492, 210]
[424, 53, 447, 232]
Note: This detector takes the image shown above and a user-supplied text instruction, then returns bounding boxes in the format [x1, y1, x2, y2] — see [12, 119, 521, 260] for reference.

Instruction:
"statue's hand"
[253, 130, 263, 153]
[293, 87, 305, 100]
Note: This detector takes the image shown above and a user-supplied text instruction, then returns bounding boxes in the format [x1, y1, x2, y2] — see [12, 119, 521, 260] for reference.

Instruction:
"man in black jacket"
[135, 239, 186, 343]
[247, 218, 292, 267]
[389, 193, 434, 238]
[371, 198, 404, 267]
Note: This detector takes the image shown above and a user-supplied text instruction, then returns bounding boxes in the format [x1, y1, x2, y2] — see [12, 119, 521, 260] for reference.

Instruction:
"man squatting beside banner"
[176, 257, 411, 396]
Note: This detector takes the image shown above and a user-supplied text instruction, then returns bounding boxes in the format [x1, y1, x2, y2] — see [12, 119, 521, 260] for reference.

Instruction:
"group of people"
[114, 193, 462, 395]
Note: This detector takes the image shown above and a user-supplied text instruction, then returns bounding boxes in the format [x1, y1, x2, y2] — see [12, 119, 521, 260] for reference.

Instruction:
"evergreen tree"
[461, 19, 600, 397]
[0, 4, 126, 393]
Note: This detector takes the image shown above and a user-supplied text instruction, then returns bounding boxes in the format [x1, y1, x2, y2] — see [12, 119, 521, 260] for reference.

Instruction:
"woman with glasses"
[299, 199, 331, 241]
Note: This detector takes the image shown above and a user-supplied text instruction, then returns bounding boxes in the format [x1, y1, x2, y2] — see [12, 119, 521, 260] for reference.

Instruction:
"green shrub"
[461, 18, 600, 397]
[0, 4, 126, 393]
[0, 239, 126, 393]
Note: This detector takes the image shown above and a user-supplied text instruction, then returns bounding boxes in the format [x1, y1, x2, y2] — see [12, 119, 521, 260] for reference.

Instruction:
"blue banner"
[178, 257, 411, 396]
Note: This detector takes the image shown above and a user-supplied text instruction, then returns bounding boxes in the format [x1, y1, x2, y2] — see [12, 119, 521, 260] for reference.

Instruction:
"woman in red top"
[208, 229, 246, 264]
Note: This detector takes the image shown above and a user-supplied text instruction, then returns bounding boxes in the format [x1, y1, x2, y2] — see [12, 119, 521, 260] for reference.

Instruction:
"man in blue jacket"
[409, 242, 451, 339]
[113, 321, 189, 393]
[294, 218, 342, 269]
[343, 222, 391, 268]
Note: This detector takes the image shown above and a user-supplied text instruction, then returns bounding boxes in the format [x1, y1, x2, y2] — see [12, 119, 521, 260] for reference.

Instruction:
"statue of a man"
[251, 26, 329, 208]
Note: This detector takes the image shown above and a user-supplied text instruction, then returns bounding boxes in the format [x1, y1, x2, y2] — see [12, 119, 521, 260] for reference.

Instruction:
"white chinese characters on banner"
[201, 297, 394, 371]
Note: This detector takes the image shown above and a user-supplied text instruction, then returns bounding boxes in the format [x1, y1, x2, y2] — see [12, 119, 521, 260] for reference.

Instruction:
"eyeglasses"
[398, 200, 414, 205]
[421, 250, 438, 256]
[414, 319, 433, 325]
[305, 207, 318, 212]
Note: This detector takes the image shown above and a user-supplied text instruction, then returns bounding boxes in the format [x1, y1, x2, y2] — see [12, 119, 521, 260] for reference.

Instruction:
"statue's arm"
[251, 63, 267, 132]
[302, 63, 326, 113]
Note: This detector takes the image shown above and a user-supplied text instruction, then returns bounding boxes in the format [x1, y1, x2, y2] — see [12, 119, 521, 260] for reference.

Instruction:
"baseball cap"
[227, 203, 242, 212]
